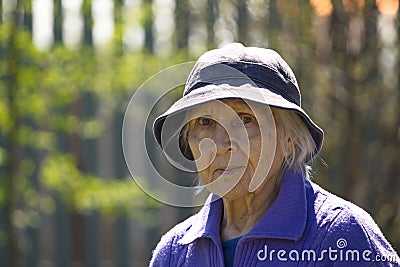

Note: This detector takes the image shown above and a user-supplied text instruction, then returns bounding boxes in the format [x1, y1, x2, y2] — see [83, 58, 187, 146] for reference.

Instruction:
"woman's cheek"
[248, 135, 262, 162]
[188, 135, 214, 182]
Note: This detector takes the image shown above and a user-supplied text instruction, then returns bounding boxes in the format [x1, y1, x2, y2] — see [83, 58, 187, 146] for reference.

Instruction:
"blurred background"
[0, 0, 399, 266]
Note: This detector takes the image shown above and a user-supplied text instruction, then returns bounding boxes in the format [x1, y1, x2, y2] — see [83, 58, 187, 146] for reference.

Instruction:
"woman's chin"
[206, 183, 249, 200]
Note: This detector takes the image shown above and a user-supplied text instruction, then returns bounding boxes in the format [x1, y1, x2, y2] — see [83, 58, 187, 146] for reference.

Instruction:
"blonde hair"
[273, 108, 316, 175]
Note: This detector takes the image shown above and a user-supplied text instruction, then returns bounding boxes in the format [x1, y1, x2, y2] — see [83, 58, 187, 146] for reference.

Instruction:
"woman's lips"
[215, 166, 246, 175]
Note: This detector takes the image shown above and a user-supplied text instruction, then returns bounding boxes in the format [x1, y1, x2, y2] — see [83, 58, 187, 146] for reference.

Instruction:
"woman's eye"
[241, 116, 253, 124]
[198, 117, 212, 126]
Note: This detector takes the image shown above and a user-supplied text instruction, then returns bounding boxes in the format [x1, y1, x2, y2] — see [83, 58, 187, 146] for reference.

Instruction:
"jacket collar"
[178, 168, 307, 245]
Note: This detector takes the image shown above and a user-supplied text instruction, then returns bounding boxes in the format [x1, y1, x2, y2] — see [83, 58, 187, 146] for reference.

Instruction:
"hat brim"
[153, 83, 323, 161]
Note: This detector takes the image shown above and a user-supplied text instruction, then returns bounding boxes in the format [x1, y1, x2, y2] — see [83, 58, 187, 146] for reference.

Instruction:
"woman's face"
[187, 99, 288, 200]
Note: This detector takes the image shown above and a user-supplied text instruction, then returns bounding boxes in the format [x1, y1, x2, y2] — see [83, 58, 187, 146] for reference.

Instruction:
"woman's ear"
[285, 137, 294, 157]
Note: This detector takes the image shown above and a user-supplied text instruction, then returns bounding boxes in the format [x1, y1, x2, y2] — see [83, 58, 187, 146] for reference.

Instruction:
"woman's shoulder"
[156, 213, 199, 245]
[307, 180, 399, 263]
[149, 213, 199, 266]
[160, 212, 199, 244]
[309, 180, 376, 225]
[309, 181, 380, 230]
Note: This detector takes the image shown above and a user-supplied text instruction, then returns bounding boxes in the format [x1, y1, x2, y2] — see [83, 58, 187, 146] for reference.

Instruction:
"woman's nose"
[212, 123, 236, 154]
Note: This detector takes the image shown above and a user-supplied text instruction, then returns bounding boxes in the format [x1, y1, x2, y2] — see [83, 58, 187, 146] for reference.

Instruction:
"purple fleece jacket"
[150, 169, 400, 266]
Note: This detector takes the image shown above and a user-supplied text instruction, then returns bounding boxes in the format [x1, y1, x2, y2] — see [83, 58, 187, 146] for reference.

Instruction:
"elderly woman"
[150, 43, 399, 266]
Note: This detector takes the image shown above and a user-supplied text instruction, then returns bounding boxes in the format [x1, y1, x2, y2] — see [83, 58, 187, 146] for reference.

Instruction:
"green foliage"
[40, 154, 158, 219]
[0, 23, 185, 228]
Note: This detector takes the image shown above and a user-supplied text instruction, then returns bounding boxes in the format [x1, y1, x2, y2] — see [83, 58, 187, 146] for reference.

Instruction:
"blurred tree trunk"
[23, 3, 37, 266]
[330, 2, 350, 194]
[114, 0, 124, 53]
[342, 12, 365, 202]
[70, 0, 93, 261]
[237, 0, 248, 44]
[330, 2, 380, 204]
[68, 102, 85, 265]
[390, 8, 400, 237]
[175, 0, 189, 49]
[23, 0, 32, 31]
[54, 0, 62, 43]
[328, 1, 347, 193]
[83, 0, 93, 46]
[314, 16, 332, 64]
[382, 8, 400, 240]
[266, 0, 282, 49]
[3, 2, 24, 267]
[206, 0, 217, 48]
[143, 0, 154, 53]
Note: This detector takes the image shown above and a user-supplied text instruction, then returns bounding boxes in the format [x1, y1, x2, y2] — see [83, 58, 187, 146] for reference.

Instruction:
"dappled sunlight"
[310, 0, 333, 17]
[376, 0, 399, 16]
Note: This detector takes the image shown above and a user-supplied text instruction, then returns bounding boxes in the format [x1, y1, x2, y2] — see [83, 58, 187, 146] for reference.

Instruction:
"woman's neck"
[220, 178, 280, 241]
